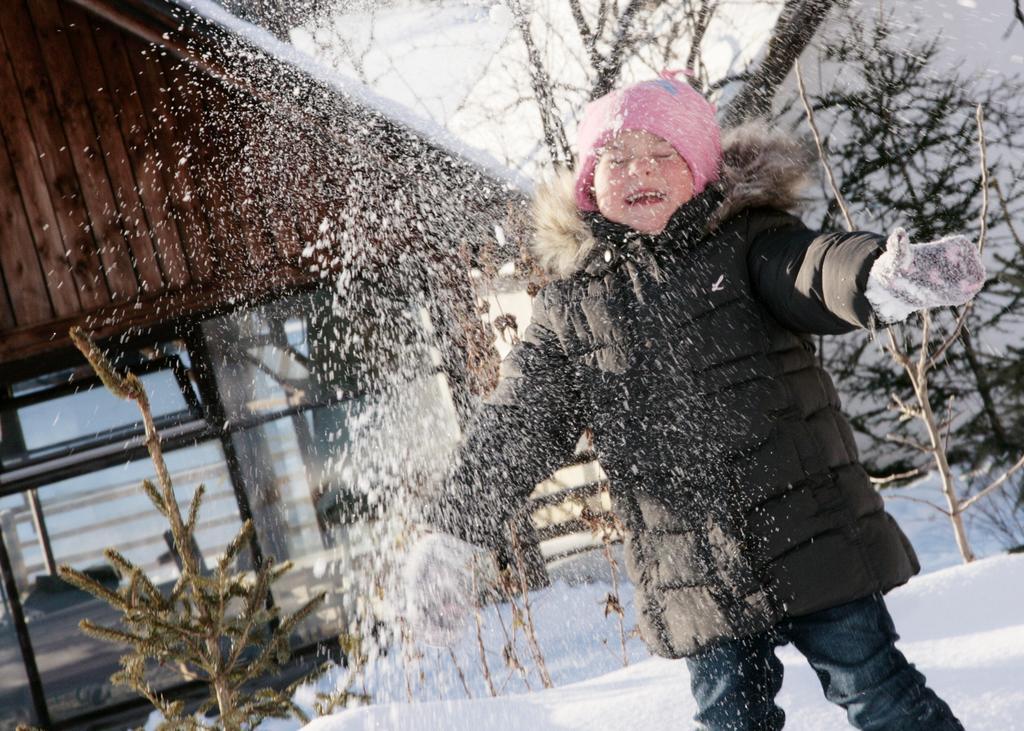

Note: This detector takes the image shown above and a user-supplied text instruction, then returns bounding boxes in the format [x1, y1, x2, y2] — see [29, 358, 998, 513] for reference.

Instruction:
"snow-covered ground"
[282, 475, 1023, 731]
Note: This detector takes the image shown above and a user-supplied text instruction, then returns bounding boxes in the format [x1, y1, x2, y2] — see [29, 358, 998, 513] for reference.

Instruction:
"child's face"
[593, 130, 695, 234]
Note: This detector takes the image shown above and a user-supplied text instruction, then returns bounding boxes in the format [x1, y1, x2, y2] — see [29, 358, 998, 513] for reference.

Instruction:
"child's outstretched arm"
[419, 286, 587, 547]
[406, 289, 586, 643]
[745, 210, 984, 334]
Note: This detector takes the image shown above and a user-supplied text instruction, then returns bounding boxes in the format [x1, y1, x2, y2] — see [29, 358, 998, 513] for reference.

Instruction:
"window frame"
[0, 287, 403, 728]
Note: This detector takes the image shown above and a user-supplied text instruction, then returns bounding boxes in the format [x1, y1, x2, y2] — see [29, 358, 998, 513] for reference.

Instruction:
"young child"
[407, 71, 983, 730]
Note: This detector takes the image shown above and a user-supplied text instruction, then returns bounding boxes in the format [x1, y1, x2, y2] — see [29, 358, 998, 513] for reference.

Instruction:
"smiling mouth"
[625, 190, 666, 206]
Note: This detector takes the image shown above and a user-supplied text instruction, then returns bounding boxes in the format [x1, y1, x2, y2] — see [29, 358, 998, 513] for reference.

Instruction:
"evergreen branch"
[79, 619, 147, 645]
[270, 560, 294, 580]
[186, 484, 206, 535]
[275, 591, 327, 639]
[885, 432, 932, 453]
[63, 327, 359, 726]
[103, 548, 138, 578]
[926, 105, 990, 370]
[131, 567, 171, 610]
[286, 660, 333, 699]
[142, 479, 169, 516]
[221, 520, 255, 572]
[58, 565, 126, 608]
[224, 571, 276, 670]
[244, 561, 275, 622]
[69, 326, 145, 401]
[993, 178, 1023, 251]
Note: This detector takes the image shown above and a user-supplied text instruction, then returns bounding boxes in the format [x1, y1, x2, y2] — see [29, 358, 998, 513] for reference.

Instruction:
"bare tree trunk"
[508, 0, 573, 165]
[591, 0, 646, 98]
[720, 0, 837, 127]
[908, 329, 976, 562]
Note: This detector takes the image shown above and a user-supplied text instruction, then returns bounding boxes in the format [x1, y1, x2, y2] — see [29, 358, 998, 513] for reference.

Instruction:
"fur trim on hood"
[531, 121, 816, 278]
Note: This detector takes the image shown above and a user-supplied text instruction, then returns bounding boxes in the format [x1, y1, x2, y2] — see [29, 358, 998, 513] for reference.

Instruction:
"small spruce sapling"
[59, 327, 332, 728]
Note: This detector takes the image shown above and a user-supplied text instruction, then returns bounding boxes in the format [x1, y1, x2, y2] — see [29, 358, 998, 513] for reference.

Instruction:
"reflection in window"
[1, 345, 199, 472]
[0, 284, 467, 726]
[0, 578, 36, 730]
[201, 288, 455, 554]
[2, 443, 238, 722]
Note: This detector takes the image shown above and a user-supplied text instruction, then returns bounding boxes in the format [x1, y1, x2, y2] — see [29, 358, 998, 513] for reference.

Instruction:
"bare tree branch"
[592, 0, 646, 98]
[685, 1, 717, 78]
[595, 0, 610, 45]
[795, 59, 854, 231]
[870, 467, 928, 485]
[884, 493, 950, 516]
[568, 0, 601, 70]
[507, 0, 573, 165]
[721, 0, 838, 127]
[960, 453, 1024, 512]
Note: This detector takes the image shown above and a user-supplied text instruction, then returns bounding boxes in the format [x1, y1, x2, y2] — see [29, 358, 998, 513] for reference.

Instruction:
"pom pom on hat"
[573, 70, 722, 212]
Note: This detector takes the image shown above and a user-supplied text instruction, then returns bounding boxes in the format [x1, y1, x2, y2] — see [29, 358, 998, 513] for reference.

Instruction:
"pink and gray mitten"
[865, 227, 986, 324]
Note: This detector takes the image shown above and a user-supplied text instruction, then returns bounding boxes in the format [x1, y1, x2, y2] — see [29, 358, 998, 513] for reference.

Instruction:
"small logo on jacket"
[711, 274, 726, 292]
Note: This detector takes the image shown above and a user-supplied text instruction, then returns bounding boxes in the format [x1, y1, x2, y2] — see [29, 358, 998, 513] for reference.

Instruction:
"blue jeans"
[685, 593, 963, 730]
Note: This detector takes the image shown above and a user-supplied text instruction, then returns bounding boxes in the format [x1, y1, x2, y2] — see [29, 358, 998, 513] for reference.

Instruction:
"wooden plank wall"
[0, 0, 314, 364]
[0, 0, 513, 369]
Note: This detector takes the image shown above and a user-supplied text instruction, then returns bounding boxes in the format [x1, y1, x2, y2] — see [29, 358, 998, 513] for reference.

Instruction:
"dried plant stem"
[447, 647, 473, 699]
[398, 619, 418, 703]
[795, 60, 854, 232]
[601, 538, 628, 667]
[927, 105, 990, 369]
[508, 530, 553, 689]
[471, 572, 497, 697]
[493, 602, 530, 693]
[959, 453, 1024, 512]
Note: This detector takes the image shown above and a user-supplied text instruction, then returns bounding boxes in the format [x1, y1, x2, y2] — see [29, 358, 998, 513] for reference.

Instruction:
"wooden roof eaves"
[65, 0, 529, 199]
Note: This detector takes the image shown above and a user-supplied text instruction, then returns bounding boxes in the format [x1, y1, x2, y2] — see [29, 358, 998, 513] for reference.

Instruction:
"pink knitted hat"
[574, 71, 722, 212]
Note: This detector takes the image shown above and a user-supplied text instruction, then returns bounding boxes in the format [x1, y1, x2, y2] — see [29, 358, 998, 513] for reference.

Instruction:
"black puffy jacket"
[435, 123, 919, 658]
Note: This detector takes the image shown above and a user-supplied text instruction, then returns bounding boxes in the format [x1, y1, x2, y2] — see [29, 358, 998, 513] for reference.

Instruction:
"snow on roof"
[171, 0, 534, 194]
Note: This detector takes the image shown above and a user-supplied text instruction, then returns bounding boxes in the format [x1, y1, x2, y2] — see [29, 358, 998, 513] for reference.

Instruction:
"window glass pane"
[201, 288, 434, 421]
[231, 417, 323, 564]
[4, 442, 239, 722]
[228, 414, 344, 647]
[272, 371, 461, 644]
[0, 569, 37, 730]
[22, 372, 186, 449]
[1, 370, 192, 470]
[201, 286, 457, 645]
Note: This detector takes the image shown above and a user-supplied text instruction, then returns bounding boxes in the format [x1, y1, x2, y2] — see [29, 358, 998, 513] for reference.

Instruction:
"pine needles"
[63, 327, 331, 728]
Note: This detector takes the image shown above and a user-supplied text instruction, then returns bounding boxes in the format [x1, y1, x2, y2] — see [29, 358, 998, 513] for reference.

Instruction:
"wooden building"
[0, 0, 520, 727]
